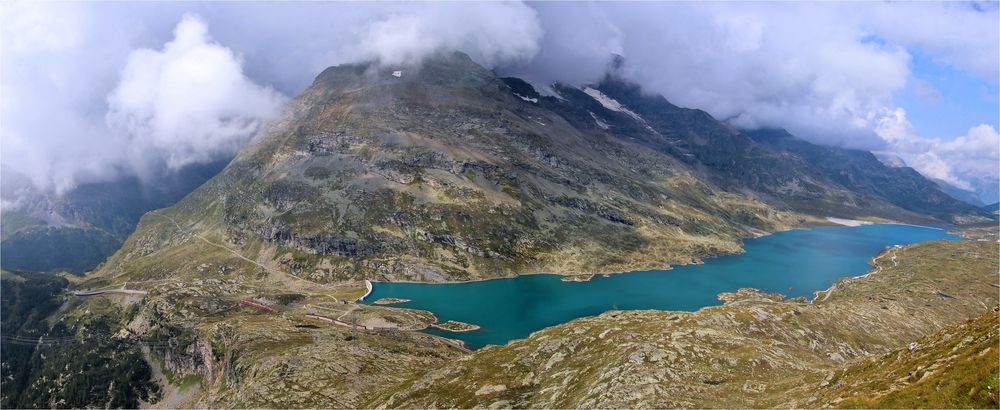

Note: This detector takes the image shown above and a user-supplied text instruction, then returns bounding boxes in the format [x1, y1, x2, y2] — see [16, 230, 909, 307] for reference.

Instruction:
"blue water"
[367, 224, 956, 348]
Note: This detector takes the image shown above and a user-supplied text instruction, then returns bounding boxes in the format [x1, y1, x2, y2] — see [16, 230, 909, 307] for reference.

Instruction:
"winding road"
[153, 213, 340, 298]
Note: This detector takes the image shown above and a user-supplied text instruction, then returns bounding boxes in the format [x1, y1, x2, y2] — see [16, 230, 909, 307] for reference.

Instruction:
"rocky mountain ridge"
[93, 52, 989, 285]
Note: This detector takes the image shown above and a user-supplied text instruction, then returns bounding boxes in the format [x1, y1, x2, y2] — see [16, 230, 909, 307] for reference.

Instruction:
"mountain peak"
[311, 51, 496, 94]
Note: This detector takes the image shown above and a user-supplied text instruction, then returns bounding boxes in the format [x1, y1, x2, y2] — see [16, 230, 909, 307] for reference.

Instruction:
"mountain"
[984, 202, 1000, 214]
[878, 154, 999, 208]
[93, 52, 989, 285]
[93, 52, 793, 284]
[741, 128, 986, 221]
[11, 52, 997, 409]
[524, 73, 985, 223]
[0, 160, 227, 273]
[965, 175, 1000, 207]
[929, 177, 987, 207]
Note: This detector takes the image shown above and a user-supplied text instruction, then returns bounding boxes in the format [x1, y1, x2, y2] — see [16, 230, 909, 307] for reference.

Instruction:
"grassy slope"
[818, 307, 998, 408]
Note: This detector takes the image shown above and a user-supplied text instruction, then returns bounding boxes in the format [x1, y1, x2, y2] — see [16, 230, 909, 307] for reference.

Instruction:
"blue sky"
[899, 51, 999, 140]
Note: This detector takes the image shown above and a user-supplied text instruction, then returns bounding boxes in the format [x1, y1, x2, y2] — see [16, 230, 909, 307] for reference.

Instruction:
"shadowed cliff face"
[542, 75, 987, 223]
[0, 160, 229, 273]
[742, 127, 987, 221]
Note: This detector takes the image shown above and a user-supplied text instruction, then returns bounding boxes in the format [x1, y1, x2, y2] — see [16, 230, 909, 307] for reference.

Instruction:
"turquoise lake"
[367, 224, 957, 348]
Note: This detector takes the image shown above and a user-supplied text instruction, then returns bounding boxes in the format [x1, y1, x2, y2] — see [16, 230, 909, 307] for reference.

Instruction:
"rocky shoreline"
[431, 320, 481, 333]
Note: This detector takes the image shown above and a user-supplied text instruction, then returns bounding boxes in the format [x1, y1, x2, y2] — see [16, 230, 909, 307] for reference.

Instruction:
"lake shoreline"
[369, 222, 945, 286]
[367, 224, 959, 348]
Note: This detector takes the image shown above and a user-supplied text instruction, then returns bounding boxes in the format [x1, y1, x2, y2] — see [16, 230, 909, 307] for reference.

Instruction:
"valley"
[2, 53, 996, 409]
[4, 231, 994, 408]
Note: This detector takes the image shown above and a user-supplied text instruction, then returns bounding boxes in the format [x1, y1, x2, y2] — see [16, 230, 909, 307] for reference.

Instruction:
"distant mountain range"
[86, 52, 991, 284]
[0, 161, 227, 273]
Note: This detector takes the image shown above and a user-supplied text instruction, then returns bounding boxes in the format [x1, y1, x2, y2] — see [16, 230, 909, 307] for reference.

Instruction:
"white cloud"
[105, 15, 285, 180]
[355, 3, 540, 67]
[511, 2, 918, 148]
[875, 108, 999, 191]
[1, 2, 543, 193]
[861, 2, 1000, 83]
[0, 1, 995, 196]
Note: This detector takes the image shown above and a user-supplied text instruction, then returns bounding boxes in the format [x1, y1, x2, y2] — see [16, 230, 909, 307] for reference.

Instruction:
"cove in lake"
[367, 224, 957, 348]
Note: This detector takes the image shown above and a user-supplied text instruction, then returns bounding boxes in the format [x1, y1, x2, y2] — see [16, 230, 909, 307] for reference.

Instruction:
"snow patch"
[514, 93, 538, 103]
[583, 87, 658, 134]
[590, 112, 610, 130]
[392, 70, 403, 77]
[825, 217, 873, 227]
[537, 83, 566, 100]
[583, 87, 642, 120]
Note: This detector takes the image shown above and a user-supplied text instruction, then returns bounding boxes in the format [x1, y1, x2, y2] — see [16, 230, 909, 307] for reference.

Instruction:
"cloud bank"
[106, 15, 285, 181]
[1, 1, 996, 199]
[0, 2, 542, 192]
[876, 108, 999, 191]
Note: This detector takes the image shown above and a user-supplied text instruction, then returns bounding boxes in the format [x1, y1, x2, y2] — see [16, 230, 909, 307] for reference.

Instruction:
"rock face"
[95, 52, 987, 285]
[744, 128, 984, 220]
[372, 240, 999, 408]
[190, 315, 463, 409]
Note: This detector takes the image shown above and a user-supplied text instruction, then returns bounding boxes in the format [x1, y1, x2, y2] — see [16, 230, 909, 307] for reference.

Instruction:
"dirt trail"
[817, 247, 899, 303]
[72, 289, 148, 296]
[154, 214, 334, 294]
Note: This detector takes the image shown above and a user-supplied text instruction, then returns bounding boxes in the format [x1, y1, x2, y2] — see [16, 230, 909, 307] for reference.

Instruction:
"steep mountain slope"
[507, 74, 988, 224]
[744, 128, 987, 221]
[0, 161, 227, 273]
[373, 240, 998, 408]
[815, 306, 998, 408]
[576, 73, 985, 223]
[95, 52, 807, 284]
[932, 178, 987, 207]
[0, 270, 160, 408]
[93, 52, 986, 286]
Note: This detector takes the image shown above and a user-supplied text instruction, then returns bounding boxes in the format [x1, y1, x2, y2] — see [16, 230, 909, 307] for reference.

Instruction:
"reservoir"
[367, 224, 957, 348]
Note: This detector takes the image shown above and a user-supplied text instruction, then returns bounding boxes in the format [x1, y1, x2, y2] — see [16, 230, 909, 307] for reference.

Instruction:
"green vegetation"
[0, 209, 44, 240]
[0, 270, 69, 407]
[822, 309, 998, 408]
[11, 316, 160, 408]
[0, 270, 159, 408]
